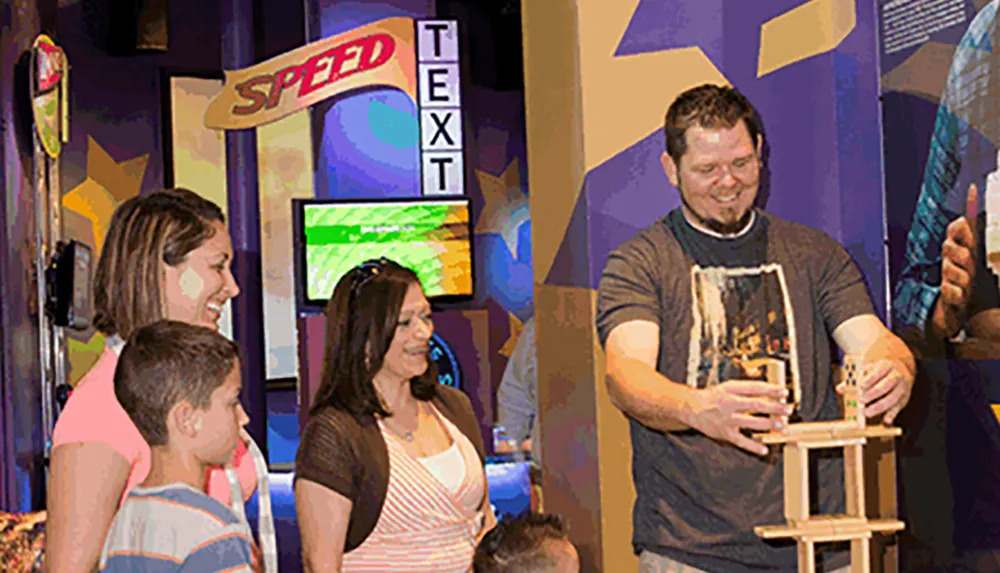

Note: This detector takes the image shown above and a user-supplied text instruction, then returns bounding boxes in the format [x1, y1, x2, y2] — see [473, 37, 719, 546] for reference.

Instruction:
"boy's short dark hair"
[474, 512, 572, 573]
[114, 320, 241, 446]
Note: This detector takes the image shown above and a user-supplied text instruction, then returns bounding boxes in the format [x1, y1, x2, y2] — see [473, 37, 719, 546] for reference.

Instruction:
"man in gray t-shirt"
[595, 84, 916, 573]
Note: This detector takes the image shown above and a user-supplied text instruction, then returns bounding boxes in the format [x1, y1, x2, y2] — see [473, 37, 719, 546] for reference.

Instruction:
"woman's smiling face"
[162, 221, 240, 330]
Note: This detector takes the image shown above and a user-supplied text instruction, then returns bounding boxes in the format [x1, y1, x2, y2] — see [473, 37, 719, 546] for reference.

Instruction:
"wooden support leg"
[845, 443, 866, 518]
[872, 440, 899, 573]
[785, 444, 810, 523]
[851, 537, 871, 573]
[798, 539, 817, 573]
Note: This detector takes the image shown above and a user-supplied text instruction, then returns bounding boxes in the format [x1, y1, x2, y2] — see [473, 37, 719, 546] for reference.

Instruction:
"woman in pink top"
[46, 189, 258, 573]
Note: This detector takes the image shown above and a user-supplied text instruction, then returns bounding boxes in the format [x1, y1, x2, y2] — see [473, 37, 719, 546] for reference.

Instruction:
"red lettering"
[265, 65, 304, 109]
[359, 34, 394, 72]
[326, 34, 395, 87]
[298, 47, 338, 98]
[232, 75, 273, 115]
[319, 43, 348, 86]
[230, 32, 399, 118]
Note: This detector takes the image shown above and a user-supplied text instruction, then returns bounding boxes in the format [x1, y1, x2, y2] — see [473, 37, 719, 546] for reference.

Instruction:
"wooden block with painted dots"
[842, 355, 864, 427]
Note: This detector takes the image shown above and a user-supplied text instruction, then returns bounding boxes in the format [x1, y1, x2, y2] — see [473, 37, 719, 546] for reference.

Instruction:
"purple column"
[0, 0, 47, 512]
[221, 0, 267, 459]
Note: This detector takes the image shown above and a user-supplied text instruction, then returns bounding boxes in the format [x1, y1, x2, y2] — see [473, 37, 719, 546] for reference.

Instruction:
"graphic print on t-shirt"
[687, 263, 801, 407]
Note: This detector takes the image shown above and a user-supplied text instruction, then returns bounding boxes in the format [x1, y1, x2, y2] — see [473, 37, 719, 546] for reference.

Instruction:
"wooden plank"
[799, 437, 867, 449]
[757, 424, 901, 445]
[785, 420, 858, 435]
[785, 443, 810, 523]
[755, 517, 905, 541]
[845, 442, 866, 518]
[766, 359, 791, 423]
[868, 438, 899, 573]
[798, 539, 817, 573]
[877, 441, 899, 573]
[802, 529, 873, 545]
[851, 537, 871, 573]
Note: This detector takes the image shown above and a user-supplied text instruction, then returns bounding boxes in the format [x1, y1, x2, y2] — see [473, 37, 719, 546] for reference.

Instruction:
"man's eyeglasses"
[690, 155, 760, 183]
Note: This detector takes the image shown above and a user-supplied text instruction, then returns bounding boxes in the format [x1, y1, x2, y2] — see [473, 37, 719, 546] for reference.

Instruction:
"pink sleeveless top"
[343, 406, 487, 572]
[52, 345, 257, 505]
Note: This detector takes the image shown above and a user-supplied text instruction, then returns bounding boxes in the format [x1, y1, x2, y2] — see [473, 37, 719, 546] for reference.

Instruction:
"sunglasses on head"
[350, 258, 389, 298]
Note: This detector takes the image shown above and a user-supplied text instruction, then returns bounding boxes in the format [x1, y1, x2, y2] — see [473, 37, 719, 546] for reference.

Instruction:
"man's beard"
[678, 182, 754, 236]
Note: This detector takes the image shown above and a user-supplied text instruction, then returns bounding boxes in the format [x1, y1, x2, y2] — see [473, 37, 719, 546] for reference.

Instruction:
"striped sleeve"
[99, 484, 257, 573]
[179, 529, 255, 573]
[101, 553, 185, 572]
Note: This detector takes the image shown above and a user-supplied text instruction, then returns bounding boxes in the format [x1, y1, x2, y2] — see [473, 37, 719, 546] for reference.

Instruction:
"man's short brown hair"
[664, 84, 761, 165]
[114, 320, 241, 446]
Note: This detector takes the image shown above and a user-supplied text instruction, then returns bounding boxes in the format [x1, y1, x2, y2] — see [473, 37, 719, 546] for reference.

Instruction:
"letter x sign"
[421, 109, 462, 150]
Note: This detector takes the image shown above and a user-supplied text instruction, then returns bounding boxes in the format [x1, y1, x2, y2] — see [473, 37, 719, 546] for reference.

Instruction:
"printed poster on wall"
[878, 0, 1000, 567]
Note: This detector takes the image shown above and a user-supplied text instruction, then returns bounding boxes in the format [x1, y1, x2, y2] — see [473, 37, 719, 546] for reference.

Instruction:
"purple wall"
[57, 0, 305, 198]
[57, 0, 222, 197]
[547, 2, 888, 323]
[0, 0, 49, 512]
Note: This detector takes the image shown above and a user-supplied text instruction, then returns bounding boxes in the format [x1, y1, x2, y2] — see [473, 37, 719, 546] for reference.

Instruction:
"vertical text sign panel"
[417, 20, 464, 196]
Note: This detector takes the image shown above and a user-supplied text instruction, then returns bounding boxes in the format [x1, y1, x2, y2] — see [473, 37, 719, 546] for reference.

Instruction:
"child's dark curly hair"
[473, 512, 573, 572]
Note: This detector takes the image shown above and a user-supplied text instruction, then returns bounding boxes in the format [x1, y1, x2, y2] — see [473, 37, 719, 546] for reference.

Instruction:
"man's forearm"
[866, 329, 916, 378]
[606, 356, 698, 432]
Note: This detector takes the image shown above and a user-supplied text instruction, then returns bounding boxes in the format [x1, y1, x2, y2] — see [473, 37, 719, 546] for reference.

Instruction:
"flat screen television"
[293, 197, 474, 309]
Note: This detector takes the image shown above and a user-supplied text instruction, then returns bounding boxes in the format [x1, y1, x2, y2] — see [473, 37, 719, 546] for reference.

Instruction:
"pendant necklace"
[390, 405, 418, 442]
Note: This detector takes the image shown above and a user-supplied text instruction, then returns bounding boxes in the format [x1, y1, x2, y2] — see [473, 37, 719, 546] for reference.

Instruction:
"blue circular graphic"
[430, 332, 461, 389]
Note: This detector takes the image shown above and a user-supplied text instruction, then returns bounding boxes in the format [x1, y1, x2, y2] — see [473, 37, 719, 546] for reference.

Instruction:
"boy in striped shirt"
[98, 320, 257, 572]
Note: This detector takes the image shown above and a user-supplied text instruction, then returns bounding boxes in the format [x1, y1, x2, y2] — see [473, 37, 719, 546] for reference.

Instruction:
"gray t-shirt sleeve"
[811, 232, 876, 333]
[596, 234, 663, 348]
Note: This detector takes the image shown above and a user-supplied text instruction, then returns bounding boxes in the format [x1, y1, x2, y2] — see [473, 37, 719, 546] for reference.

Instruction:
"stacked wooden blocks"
[753, 356, 904, 573]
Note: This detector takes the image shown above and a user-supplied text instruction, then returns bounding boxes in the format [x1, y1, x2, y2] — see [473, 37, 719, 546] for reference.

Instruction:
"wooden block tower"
[753, 356, 904, 573]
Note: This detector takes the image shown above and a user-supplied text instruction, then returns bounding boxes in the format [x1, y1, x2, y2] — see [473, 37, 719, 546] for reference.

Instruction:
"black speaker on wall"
[107, 0, 169, 55]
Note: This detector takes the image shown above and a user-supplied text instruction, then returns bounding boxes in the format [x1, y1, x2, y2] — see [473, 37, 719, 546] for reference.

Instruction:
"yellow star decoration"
[474, 158, 530, 260]
[498, 312, 525, 359]
[62, 136, 147, 385]
[577, 0, 728, 174]
[757, 0, 856, 77]
[67, 332, 106, 386]
[62, 136, 148, 253]
[993, 404, 1000, 426]
[533, 1, 857, 282]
